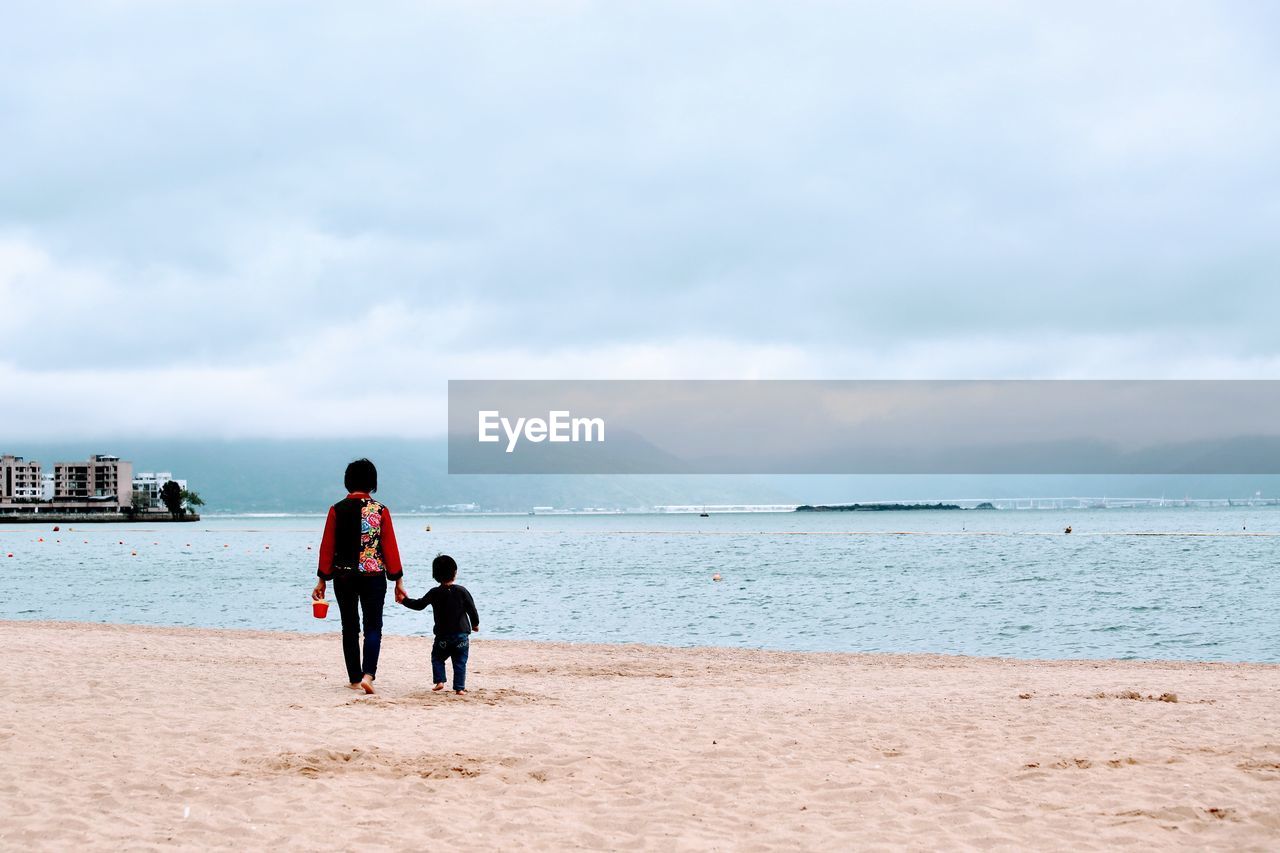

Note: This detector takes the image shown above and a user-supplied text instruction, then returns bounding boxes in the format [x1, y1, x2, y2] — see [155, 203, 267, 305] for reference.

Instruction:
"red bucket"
[312, 599, 330, 619]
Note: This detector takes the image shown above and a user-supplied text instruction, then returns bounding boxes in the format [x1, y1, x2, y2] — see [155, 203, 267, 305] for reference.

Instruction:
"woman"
[312, 458, 406, 694]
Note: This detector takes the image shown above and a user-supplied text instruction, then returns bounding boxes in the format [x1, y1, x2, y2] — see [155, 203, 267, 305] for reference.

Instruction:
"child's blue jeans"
[432, 632, 470, 690]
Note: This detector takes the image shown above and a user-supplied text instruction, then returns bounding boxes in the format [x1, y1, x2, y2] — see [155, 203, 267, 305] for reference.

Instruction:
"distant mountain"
[5, 440, 1277, 513]
[2, 439, 792, 512]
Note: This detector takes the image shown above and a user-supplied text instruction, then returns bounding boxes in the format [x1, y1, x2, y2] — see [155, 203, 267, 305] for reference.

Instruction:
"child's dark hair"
[432, 553, 458, 583]
[344, 458, 378, 493]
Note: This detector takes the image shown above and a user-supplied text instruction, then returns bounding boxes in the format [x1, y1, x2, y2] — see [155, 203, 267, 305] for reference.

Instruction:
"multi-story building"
[53, 454, 133, 507]
[132, 472, 188, 510]
[0, 455, 44, 504]
[2, 453, 197, 518]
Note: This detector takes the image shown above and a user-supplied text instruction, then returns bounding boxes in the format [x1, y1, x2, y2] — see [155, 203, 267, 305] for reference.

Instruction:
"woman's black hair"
[432, 553, 458, 583]
[344, 458, 378, 493]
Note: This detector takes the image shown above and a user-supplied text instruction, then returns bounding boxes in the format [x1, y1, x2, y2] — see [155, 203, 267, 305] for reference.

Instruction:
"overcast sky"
[2, 1, 1278, 439]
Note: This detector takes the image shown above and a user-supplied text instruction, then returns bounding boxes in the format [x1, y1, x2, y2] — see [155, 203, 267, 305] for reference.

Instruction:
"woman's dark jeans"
[432, 632, 470, 690]
[333, 573, 387, 683]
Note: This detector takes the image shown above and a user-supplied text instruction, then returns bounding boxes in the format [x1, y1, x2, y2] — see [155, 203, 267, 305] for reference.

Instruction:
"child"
[312, 458, 406, 695]
[401, 554, 480, 695]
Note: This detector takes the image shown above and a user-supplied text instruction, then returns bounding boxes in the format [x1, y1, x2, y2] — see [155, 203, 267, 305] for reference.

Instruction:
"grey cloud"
[2, 1, 1278, 381]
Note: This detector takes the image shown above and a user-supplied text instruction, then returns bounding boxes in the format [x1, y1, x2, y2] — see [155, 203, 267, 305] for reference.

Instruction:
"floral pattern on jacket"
[357, 499, 386, 573]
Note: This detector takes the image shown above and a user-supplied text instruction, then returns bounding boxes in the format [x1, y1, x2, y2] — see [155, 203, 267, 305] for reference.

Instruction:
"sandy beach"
[1, 621, 1276, 850]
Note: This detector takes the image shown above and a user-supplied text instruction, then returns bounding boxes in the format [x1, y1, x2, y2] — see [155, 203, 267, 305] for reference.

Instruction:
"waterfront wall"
[0, 511, 201, 524]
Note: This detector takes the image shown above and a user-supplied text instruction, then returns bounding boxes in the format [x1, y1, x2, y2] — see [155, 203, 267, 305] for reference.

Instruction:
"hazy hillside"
[3, 440, 792, 512]
[5, 440, 1277, 513]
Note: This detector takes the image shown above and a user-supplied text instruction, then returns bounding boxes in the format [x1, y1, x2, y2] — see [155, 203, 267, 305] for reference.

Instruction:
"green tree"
[159, 480, 185, 519]
[180, 489, 205, 512]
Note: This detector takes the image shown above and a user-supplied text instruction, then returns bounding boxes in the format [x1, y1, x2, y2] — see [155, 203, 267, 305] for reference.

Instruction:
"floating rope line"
[6, 528, 1274, 538]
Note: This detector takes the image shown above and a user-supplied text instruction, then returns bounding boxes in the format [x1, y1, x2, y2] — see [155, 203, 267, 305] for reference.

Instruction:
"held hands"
[394, 580, 407, 604]
[312, 580, 326, 601]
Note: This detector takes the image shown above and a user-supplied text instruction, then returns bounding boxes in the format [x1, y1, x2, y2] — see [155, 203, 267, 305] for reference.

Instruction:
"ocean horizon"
[9, 504, 1277, 663]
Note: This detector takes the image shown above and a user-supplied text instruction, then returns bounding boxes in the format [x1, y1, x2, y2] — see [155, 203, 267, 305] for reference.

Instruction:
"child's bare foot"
[432, 683, 445, 691]
[455, 689, 467, 695]
[347, 683, 363, 691]
[360, 674, 376, 694]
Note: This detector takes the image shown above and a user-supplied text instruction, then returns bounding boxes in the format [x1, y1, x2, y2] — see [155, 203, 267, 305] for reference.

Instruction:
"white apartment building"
[132, 472, 188, 510]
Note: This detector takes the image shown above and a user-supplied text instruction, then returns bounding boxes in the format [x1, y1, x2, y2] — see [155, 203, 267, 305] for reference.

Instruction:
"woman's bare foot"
[347, 683, 363, 691]
[455, 689, 467, 695]
[432, 683, 445, 691]
[360, 674, 376, 695]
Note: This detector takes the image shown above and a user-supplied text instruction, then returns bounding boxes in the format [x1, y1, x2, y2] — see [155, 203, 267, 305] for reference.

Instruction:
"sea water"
[3, 506, 1277, 662]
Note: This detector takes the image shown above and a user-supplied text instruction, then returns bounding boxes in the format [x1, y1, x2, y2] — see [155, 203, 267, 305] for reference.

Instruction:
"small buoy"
[712, 573, 722, 582]
[52, 526, 60, 532]
[224, 544, 229, 548]
[306, 545, 312, 550]
[131, 551, 137, 556]
[5, 553, 12, 558]
[425, 525, 431, 532]
[118, 540, 124, 545]
[265, 545, 270, 550]
[38, 537, 44, 542]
